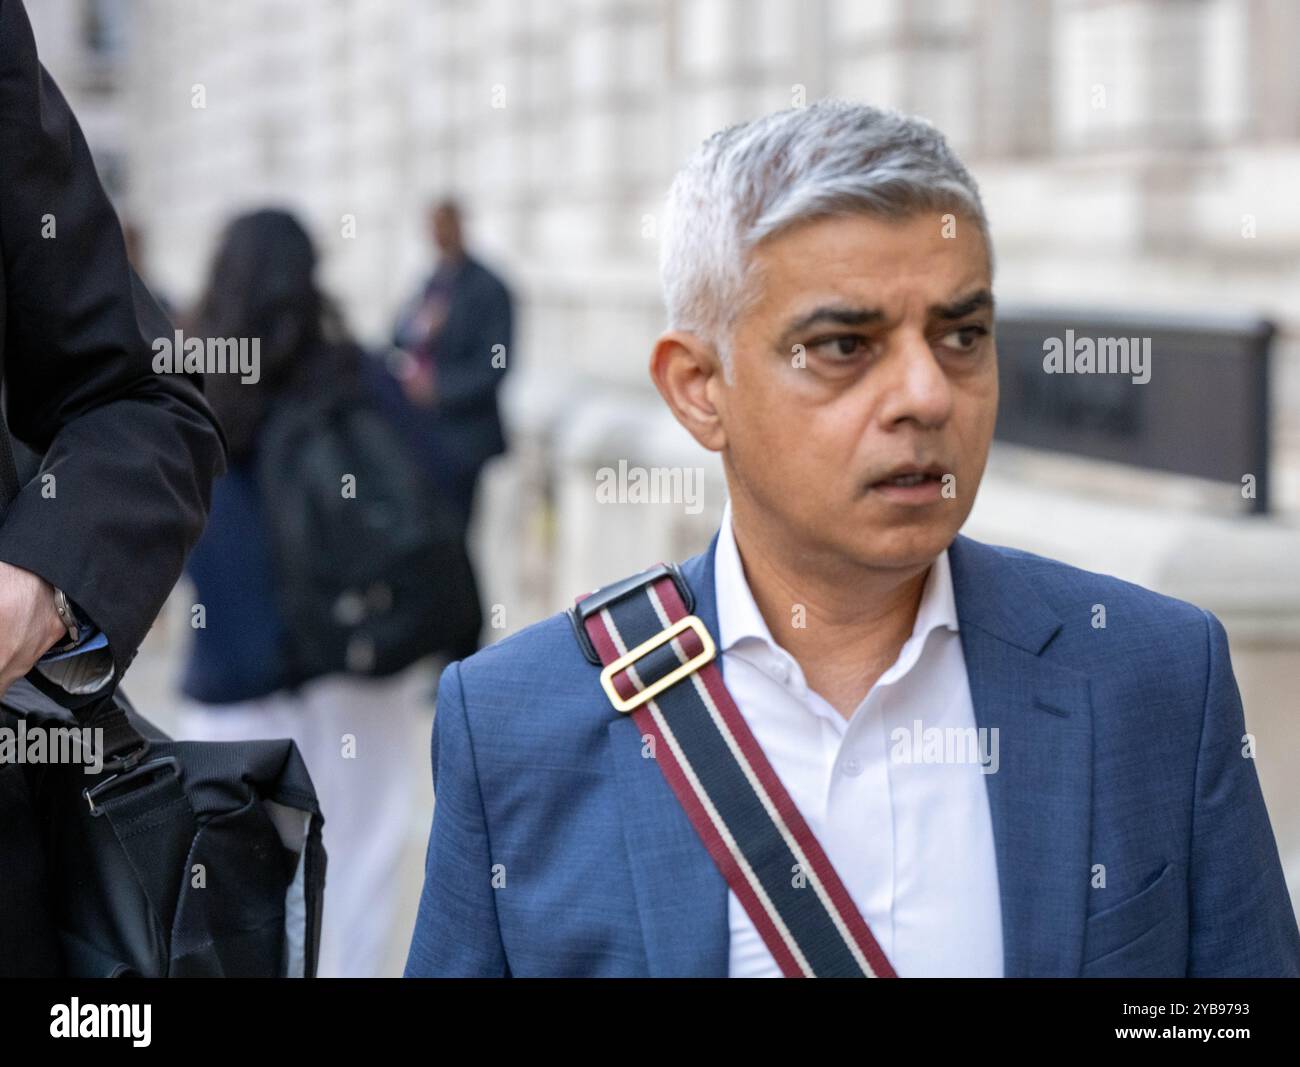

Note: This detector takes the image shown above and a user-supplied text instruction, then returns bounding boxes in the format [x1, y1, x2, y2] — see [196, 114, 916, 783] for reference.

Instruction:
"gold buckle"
[600, 615, 716, 713]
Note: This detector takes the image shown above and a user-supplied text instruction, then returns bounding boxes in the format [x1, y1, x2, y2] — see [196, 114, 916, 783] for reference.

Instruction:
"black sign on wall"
[993, 308, 1273, 514]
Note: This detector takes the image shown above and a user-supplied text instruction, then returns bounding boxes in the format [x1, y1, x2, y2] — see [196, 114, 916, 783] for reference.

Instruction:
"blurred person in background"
[176, 209, 429, 978]
[377, 198, 512, 659]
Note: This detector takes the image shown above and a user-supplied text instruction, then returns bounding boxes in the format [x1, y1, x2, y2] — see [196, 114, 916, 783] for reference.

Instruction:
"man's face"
[430, 207, 462, 256]
[714, 211, 998, 573]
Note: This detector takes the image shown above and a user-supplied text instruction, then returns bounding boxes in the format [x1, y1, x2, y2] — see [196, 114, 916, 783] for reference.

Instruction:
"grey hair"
[659, 100, 991, 364]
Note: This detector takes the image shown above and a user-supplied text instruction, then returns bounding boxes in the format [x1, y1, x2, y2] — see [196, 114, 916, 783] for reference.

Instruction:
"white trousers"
[177, 665, 431, 977]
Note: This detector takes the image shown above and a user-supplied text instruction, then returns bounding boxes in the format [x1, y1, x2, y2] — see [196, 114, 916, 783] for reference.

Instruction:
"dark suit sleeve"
[1187, 610, 1300, 976]
[405, 660, 509, 977]
[0, 0, 226, 699]
[436, 270, 511, 412]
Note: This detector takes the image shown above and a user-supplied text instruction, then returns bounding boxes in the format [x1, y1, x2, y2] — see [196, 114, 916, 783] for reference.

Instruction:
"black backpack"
[256, 387, 481, 682]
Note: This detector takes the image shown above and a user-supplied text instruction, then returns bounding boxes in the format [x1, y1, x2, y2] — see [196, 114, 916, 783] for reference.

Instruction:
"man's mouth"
[867, 464, 949, 501]
[879, 472, 934, 487]
[870, 464, 947, 487]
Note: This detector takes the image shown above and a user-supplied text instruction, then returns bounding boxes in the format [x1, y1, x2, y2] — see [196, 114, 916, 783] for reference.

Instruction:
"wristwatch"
[52, 586, 84, 647]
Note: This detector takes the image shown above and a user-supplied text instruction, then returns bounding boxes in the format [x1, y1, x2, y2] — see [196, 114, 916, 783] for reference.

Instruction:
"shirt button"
[771, 659, 791, 684]
[841, 756, 863, 777]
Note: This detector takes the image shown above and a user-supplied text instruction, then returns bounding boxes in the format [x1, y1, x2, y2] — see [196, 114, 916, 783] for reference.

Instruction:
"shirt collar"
[713, 499, 959, 660]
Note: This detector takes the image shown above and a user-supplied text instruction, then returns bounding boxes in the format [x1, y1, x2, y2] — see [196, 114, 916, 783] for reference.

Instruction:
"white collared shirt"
[715, 502, 1004, 977]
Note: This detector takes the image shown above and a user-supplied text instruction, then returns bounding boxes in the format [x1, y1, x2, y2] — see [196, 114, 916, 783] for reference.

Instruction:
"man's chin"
[836, 523, 959, 573]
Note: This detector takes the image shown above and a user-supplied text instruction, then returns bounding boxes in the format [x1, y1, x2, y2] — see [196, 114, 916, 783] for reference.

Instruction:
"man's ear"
[650, 330, 728, 453]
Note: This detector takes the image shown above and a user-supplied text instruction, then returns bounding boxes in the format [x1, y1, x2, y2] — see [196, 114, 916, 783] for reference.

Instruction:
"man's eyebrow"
[780, 291, 994, 338]
[931, 289, 995, 321]
[781, 305, 886, 338]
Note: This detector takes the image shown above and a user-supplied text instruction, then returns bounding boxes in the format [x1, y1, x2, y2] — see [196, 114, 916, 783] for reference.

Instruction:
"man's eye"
[939, 325, 988, 352]
[811, 335, 868, 359]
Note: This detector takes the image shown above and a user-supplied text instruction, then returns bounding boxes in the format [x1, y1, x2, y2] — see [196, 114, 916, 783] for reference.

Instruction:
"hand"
[400, 360, 439, 409]
[0, 562, 68, 693]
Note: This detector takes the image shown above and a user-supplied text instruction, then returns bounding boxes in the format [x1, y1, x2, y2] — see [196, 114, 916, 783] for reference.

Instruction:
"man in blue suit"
[406, 101, 1300, 977]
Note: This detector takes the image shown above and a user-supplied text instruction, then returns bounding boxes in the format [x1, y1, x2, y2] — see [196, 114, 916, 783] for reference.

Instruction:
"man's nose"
[874, 331, 954, 430]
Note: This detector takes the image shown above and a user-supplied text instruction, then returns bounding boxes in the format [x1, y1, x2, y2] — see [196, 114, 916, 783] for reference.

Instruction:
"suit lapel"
[607, 539, 729, 977]
[949, 535, 1094, 977]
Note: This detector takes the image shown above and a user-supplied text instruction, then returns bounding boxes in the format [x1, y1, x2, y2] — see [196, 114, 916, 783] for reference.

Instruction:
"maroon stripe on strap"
[610, 665, 639, 703]
[650, 575, 897, 978]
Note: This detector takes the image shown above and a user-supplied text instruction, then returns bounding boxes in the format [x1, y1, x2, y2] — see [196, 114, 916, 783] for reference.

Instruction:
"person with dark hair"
[180, 210, 356, 700]
[176, 208, 428, 978]
[0, 0, 225, 975]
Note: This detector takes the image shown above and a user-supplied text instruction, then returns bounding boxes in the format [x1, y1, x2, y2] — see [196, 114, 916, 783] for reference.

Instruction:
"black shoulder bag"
[0, 416, 326, 977]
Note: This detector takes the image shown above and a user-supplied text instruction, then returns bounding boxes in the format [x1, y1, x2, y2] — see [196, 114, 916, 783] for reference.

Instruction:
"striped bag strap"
[569, 563, 896, 978]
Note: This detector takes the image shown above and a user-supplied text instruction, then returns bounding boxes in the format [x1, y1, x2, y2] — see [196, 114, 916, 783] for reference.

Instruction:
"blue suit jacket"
[405, 534, 1300, 977]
